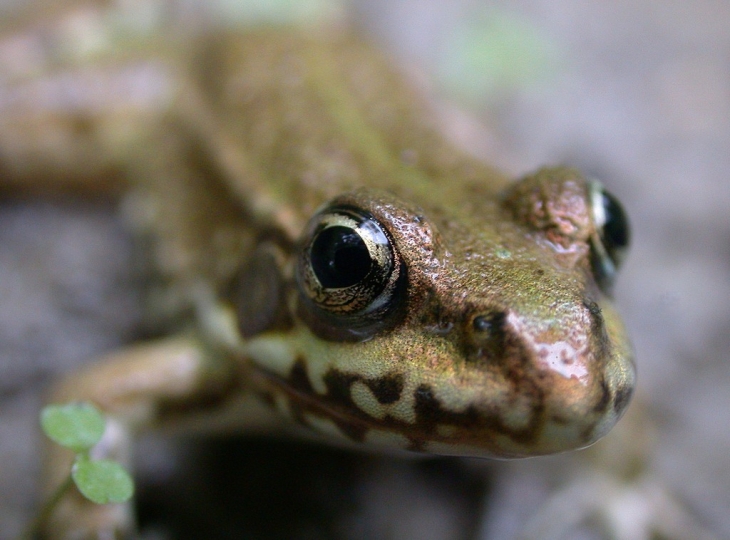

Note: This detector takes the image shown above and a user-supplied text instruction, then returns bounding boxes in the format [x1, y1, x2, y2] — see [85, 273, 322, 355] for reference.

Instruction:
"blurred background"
[1, 0, 729, 538]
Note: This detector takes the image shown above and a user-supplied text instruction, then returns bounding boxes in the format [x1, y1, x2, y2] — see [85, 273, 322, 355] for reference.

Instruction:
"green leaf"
[72, 457, 134, 504]
[40, 403, 106, 452]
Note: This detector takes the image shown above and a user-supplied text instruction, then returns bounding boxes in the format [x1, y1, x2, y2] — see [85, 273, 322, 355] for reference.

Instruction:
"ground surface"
[1, 1, 729, 539]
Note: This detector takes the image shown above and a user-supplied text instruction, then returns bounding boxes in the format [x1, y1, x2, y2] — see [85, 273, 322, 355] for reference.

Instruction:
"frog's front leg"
[41, 336, 242, 539]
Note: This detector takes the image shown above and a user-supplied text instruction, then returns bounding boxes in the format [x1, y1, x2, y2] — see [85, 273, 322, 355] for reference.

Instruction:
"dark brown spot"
[584, 298, 611, 360]
[592, 378, 611, 414]
[413, 385, 469, 428]
[410, 380, 546, 451]
[469, 311, 507, 362]
[285, 360, 319, 428]
[322, 369, 359, 407]
[289, 358, 315, 394]
[413, 384, 446, 431]
[613, 384, 634, 415]
[365, 373, 404, 404]
[580, 424, 597, 444]
[230, 243, 292, 338]
[583, 299, 602, 317]
[473, 311, 506, 333]
[320, 369, 372, 442]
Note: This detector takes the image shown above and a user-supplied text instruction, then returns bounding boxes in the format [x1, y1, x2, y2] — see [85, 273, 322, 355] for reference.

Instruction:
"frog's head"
[242, 167, 635, 458]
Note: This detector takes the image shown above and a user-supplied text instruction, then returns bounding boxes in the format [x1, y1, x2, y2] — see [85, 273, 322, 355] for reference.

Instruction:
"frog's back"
[190, 28, 509, 232]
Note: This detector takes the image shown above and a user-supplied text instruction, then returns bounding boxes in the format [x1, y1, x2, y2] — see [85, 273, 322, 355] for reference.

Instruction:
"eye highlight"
[297, 205, 405, 340]
[589, 181, 630, 293]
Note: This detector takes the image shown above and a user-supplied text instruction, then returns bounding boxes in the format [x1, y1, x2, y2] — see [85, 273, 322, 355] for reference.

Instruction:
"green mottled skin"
[134, 30, 634, 457]
[0, 24, 635, 538]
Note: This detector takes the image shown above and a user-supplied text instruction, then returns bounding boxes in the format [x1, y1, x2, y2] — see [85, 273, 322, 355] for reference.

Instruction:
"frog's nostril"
[472, 315, 493, 332]
[468, 311, 508, 362]
[471, 311, 506, 335]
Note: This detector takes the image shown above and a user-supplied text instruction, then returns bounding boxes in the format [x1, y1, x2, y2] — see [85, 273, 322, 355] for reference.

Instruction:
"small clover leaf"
[28, 402, 136, 538]
[39, 402, 135, 504]
[72, 456, 135, 504]
[40, 403, 105, 452]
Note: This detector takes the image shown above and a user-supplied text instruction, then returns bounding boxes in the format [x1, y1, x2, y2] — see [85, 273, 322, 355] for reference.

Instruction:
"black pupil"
[601, 190, 630, 254]
[311, 226, 372, 288]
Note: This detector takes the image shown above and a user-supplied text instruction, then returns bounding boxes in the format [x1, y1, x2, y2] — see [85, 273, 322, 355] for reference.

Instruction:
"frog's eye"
[589, 181, 630, 293]
[297, 206, 405, 340]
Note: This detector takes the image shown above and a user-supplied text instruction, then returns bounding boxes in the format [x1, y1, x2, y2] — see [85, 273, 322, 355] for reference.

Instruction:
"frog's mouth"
[248, 361, 557, 458]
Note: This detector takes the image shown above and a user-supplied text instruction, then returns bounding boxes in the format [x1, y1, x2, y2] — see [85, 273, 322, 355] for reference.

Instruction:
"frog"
[0, 14, 635, 539]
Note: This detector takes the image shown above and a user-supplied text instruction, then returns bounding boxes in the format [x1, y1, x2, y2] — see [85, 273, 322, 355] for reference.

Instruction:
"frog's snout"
[464, 300, 605, 381]
[453, 302, 635, 455]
